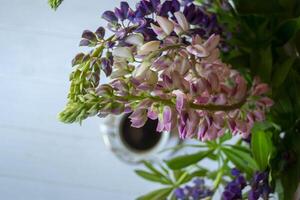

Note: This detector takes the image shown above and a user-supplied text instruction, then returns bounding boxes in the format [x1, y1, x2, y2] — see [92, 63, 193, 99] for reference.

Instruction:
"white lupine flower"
[145, 70, 158, 85]
[125, 34, 144, 46]
[174, 22, 184, 35]
[174, 11, 189, 32]
[133, 61, 151, 78]
[138, 41, 161, 55]
[156, 16, 174, 35]
[113, 47, 133, 59]
[150, 23, 167, 39]
[110, 69, 128, 79]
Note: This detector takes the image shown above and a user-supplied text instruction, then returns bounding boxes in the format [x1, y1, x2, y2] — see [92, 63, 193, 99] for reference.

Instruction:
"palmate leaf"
[165, 150, 214, 170]
[136, 187, 173, 200]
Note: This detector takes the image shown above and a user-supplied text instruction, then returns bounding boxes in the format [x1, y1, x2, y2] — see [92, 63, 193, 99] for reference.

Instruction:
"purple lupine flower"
[223, 170, 272, 200]
[174, 178, 213, 200]
[222, 169, 246, 200]
[102, 11, 118, 23]
[100, 57, 112, 76]
[248, 172, 272, 200]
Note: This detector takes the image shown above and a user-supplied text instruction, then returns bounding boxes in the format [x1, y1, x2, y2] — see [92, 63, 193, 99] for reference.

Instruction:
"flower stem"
[124, 93, 248, 112]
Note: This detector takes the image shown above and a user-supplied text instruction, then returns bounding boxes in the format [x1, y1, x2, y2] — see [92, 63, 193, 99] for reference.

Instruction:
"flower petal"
[156, 16, 174, 35]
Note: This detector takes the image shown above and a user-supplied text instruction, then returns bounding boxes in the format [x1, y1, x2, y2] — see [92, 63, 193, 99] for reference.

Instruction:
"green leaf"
[275, 16, 300, 45]
[135, 170, 171, 185]
[175, 171, 190, 185]
[272, 58, 295, 88]
[275, 179, 284, 200]
[226, 145, 252, 155]
[190, 169, 208, 177]
[48, 0, 64, 10]
[136, 187, 173, 200]
[143, 161, 165, 177]
[219, 131, 232, 143]
[250, 46, 272, 82]
[165, 150, 213, 170]
[233, 0, 282, 15]
[222, 147, 258, 175]
[251, 129, 274, 170]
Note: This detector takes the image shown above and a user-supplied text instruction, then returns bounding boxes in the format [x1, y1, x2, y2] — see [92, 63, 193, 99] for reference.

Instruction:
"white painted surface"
[0, 0, 158, 199]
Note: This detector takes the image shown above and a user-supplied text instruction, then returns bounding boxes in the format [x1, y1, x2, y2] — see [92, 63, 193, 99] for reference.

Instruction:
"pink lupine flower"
[147, 106, 158, 120]
[257, 97, 274, 107]
[253, 83, 269, 96]
[234, 75, 247, 101]
[207, 71, 220, 92]
[253, 110, 265, 121]
[203, 34, 220, 52]
[129, 109, 148, 128]
[89, 13, 274, 141]
[197, 119, 208, 140]
[157, 106, 176, 132]
[175, 92, 188, 113]
[185, 111, 199, 138]
[186, 44, 209, 58]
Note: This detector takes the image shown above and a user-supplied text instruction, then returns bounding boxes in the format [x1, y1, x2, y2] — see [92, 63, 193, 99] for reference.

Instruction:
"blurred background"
[0, 0, 162, 199]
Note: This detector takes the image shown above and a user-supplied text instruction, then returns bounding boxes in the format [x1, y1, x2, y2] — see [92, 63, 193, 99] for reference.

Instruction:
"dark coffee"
[120, 114, 162, 152]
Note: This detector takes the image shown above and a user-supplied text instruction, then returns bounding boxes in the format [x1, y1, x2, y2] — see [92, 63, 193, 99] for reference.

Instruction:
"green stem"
[125, 94, 248, 112]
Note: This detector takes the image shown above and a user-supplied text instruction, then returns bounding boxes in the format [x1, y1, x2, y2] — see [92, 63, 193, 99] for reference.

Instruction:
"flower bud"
[156, 16, 174, 35]
[125, 34, 144, 46]
[187, 44, 209, 58]
[138, 40, 161, 55]
[151, 23, 167, 39]
[133, 61, 151, 78]
[145, 70, 158, 85]
[174, 11, 189, 32]
[102, 11, 118, 23]
[253, 83, 269, 96]
[113, 47, 133, 60]
[129, 109, 148, 128]
[203, 34, 220, 52]
[95, 26, 105, 39]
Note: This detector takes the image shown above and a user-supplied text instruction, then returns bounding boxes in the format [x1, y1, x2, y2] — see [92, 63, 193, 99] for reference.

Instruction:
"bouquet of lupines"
[51, 0, 300, 199]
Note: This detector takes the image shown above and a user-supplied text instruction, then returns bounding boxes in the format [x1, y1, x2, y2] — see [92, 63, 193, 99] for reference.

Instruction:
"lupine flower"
[174, 178, 213, 200]
[112, 47, 133, 59]
[222, 169, 246, 200]
[138, 40, 161, 55]
[102, 11, 118, 23]
[125, 34, 144, 46]
[156, 16, 174, 35]
[61, 0, 273, 142]
[222, 169, 272, 200]
[174, 11, 190, 32]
